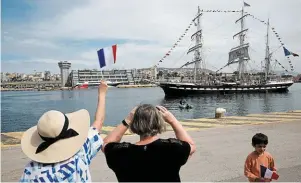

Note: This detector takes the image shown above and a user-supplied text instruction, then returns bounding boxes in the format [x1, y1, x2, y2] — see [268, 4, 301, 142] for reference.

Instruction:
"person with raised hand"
[102, 104, 196, 182]
[19, 81, 108, 182]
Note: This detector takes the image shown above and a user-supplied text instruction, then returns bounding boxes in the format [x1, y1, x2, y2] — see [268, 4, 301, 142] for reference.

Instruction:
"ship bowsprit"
[158, 81, 294, 97]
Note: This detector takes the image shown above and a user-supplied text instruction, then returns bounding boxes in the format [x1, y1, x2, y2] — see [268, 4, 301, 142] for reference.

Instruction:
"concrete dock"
[1, 110, 301, 181]
[116, 84, 157, 88]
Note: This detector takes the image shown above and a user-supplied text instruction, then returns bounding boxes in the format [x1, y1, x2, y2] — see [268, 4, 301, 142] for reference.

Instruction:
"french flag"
[260, 165, 279, 180]
[97, 45, 117, 68]
[283, 47, 299, 57]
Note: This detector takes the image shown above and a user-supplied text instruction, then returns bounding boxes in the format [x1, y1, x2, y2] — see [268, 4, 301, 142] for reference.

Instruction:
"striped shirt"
[20, 127, 103, 182]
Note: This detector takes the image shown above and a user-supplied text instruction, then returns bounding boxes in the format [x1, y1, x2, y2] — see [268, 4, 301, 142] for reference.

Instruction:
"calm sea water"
[1, 84, 301, 132]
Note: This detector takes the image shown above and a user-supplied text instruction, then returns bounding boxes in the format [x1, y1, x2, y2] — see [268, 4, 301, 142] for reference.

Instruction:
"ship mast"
[237, 5, 246, 80]
[181, 7, 205, 83]
[264, 19, 270, 81]
[227, 2, 250, 82]
[190, 6, 203, 83]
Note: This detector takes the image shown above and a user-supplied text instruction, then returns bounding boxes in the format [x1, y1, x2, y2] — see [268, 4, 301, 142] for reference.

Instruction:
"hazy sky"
[1, 0, 300, 74]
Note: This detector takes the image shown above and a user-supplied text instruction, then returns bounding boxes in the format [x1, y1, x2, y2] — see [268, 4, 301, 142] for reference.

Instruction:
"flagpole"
[100, 68, 104, 81]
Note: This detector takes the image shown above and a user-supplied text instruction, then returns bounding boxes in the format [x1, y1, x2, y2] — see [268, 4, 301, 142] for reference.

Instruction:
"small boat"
[74, 82, 89, 89]
[179, 103, 193, 109]
[106, 81, 122, 87]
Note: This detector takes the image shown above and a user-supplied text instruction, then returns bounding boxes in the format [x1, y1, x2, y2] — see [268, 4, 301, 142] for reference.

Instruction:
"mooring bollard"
[215, 108, 226, 118]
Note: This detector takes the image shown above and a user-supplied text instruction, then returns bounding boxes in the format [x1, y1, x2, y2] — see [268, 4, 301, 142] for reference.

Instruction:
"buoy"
[215, 108, 226, 118]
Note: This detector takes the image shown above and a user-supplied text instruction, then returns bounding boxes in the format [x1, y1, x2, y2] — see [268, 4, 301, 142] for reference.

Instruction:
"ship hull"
[75, 82, 122, 88]
[159, 82, 294, 96]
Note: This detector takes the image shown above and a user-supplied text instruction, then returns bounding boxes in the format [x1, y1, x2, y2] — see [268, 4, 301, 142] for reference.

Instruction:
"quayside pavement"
[1, 110, 301, 182]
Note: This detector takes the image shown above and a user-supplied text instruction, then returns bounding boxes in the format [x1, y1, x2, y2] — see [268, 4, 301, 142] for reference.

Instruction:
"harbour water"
[1, 84, 301, 133]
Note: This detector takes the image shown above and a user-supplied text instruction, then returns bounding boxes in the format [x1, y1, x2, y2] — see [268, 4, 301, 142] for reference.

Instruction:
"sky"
[1, 0, 301, 74]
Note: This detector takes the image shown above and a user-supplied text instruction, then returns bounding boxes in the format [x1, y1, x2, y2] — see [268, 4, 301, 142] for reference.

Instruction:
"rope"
[244, 13, 295, 71]
[173, 42, 194, 68]
[157, 9, 241, 67]
[157, 20, 195, 66]
[155, 10, 294, 75]
[274, 59, 289, 72]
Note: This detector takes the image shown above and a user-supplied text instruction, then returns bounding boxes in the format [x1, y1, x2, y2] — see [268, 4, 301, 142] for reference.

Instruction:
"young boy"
[244, 133, 277, 182]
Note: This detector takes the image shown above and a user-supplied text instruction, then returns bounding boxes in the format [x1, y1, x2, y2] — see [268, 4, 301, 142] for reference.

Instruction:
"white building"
[44, 71, 51, 81]
[69, 69, 135, 87]
[1, 73, 8, 82]
[20, 74, 27, 79]
[35, 72, 44, 78]
[151, 65, 158, 80]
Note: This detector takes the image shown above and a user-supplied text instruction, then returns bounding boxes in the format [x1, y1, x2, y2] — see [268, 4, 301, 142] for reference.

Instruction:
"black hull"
[107, 83, 122, 87]
[83, 83, 121, 87]
[159, 82, 294, 96]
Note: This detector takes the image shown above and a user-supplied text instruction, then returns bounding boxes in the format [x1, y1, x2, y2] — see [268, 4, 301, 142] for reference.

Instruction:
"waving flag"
[244, 2, 251, 7]
[260, 165, 279, 180]
[97, 45, 117, 68]
[283, 47, 299, 57]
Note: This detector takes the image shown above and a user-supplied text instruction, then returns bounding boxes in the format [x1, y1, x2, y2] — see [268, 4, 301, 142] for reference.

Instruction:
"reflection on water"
[1, 84, 300, 132]
[161, 91, 297, 119]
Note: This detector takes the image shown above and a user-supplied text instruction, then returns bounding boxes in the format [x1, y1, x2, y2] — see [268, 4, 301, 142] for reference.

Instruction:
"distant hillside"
[245, 69, 299, 76]
[293, 74, 301, 82]
[272, 71, 299, 76]
[157, 67, 214, 73]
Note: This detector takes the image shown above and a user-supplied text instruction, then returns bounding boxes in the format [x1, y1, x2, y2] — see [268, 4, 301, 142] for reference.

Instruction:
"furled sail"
[228, 43, 250, 64]
[187, 43, 202, 54]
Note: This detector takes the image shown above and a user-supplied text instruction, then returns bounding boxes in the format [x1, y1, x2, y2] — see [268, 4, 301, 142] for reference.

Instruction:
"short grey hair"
[130, 104, 166, 137]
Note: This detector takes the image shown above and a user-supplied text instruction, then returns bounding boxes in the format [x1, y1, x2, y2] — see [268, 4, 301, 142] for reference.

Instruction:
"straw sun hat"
[21, 109, 90, 163]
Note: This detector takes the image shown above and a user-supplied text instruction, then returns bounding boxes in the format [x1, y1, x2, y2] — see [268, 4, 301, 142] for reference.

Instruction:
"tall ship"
[158, 4, 294, 96]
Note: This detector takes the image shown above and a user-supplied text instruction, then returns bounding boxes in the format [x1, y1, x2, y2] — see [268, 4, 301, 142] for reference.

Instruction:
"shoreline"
[2, 82, 299, 92]
[0, 84, 158, 92]
[0, 88, 62, 92]
[2, 109, 300, 148]
[116, 84, 158, 88]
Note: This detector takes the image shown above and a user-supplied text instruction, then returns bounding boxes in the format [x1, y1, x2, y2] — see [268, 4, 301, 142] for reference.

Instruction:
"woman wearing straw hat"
[20, 81, 108, 182]
[102, 104, 196, 182]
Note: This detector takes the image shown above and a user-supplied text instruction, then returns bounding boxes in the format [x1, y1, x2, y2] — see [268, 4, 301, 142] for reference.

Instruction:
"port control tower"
[58, 61, 71, 87]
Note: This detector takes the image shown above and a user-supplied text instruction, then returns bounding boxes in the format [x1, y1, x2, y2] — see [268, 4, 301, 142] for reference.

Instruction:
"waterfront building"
[44, 71, 51, 81]
[1, 73, 8, 82]
[58, 61, 71, 87]
[151, 65, 158, 80]
[68, 69, 135, 87]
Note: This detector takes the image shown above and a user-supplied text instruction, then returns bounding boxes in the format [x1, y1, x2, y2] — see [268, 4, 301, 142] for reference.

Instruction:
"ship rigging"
[158, 3, 294, 96]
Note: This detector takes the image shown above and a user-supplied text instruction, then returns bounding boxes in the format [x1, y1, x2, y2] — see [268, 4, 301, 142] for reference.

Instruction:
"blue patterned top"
[20, 127, 103, 183]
